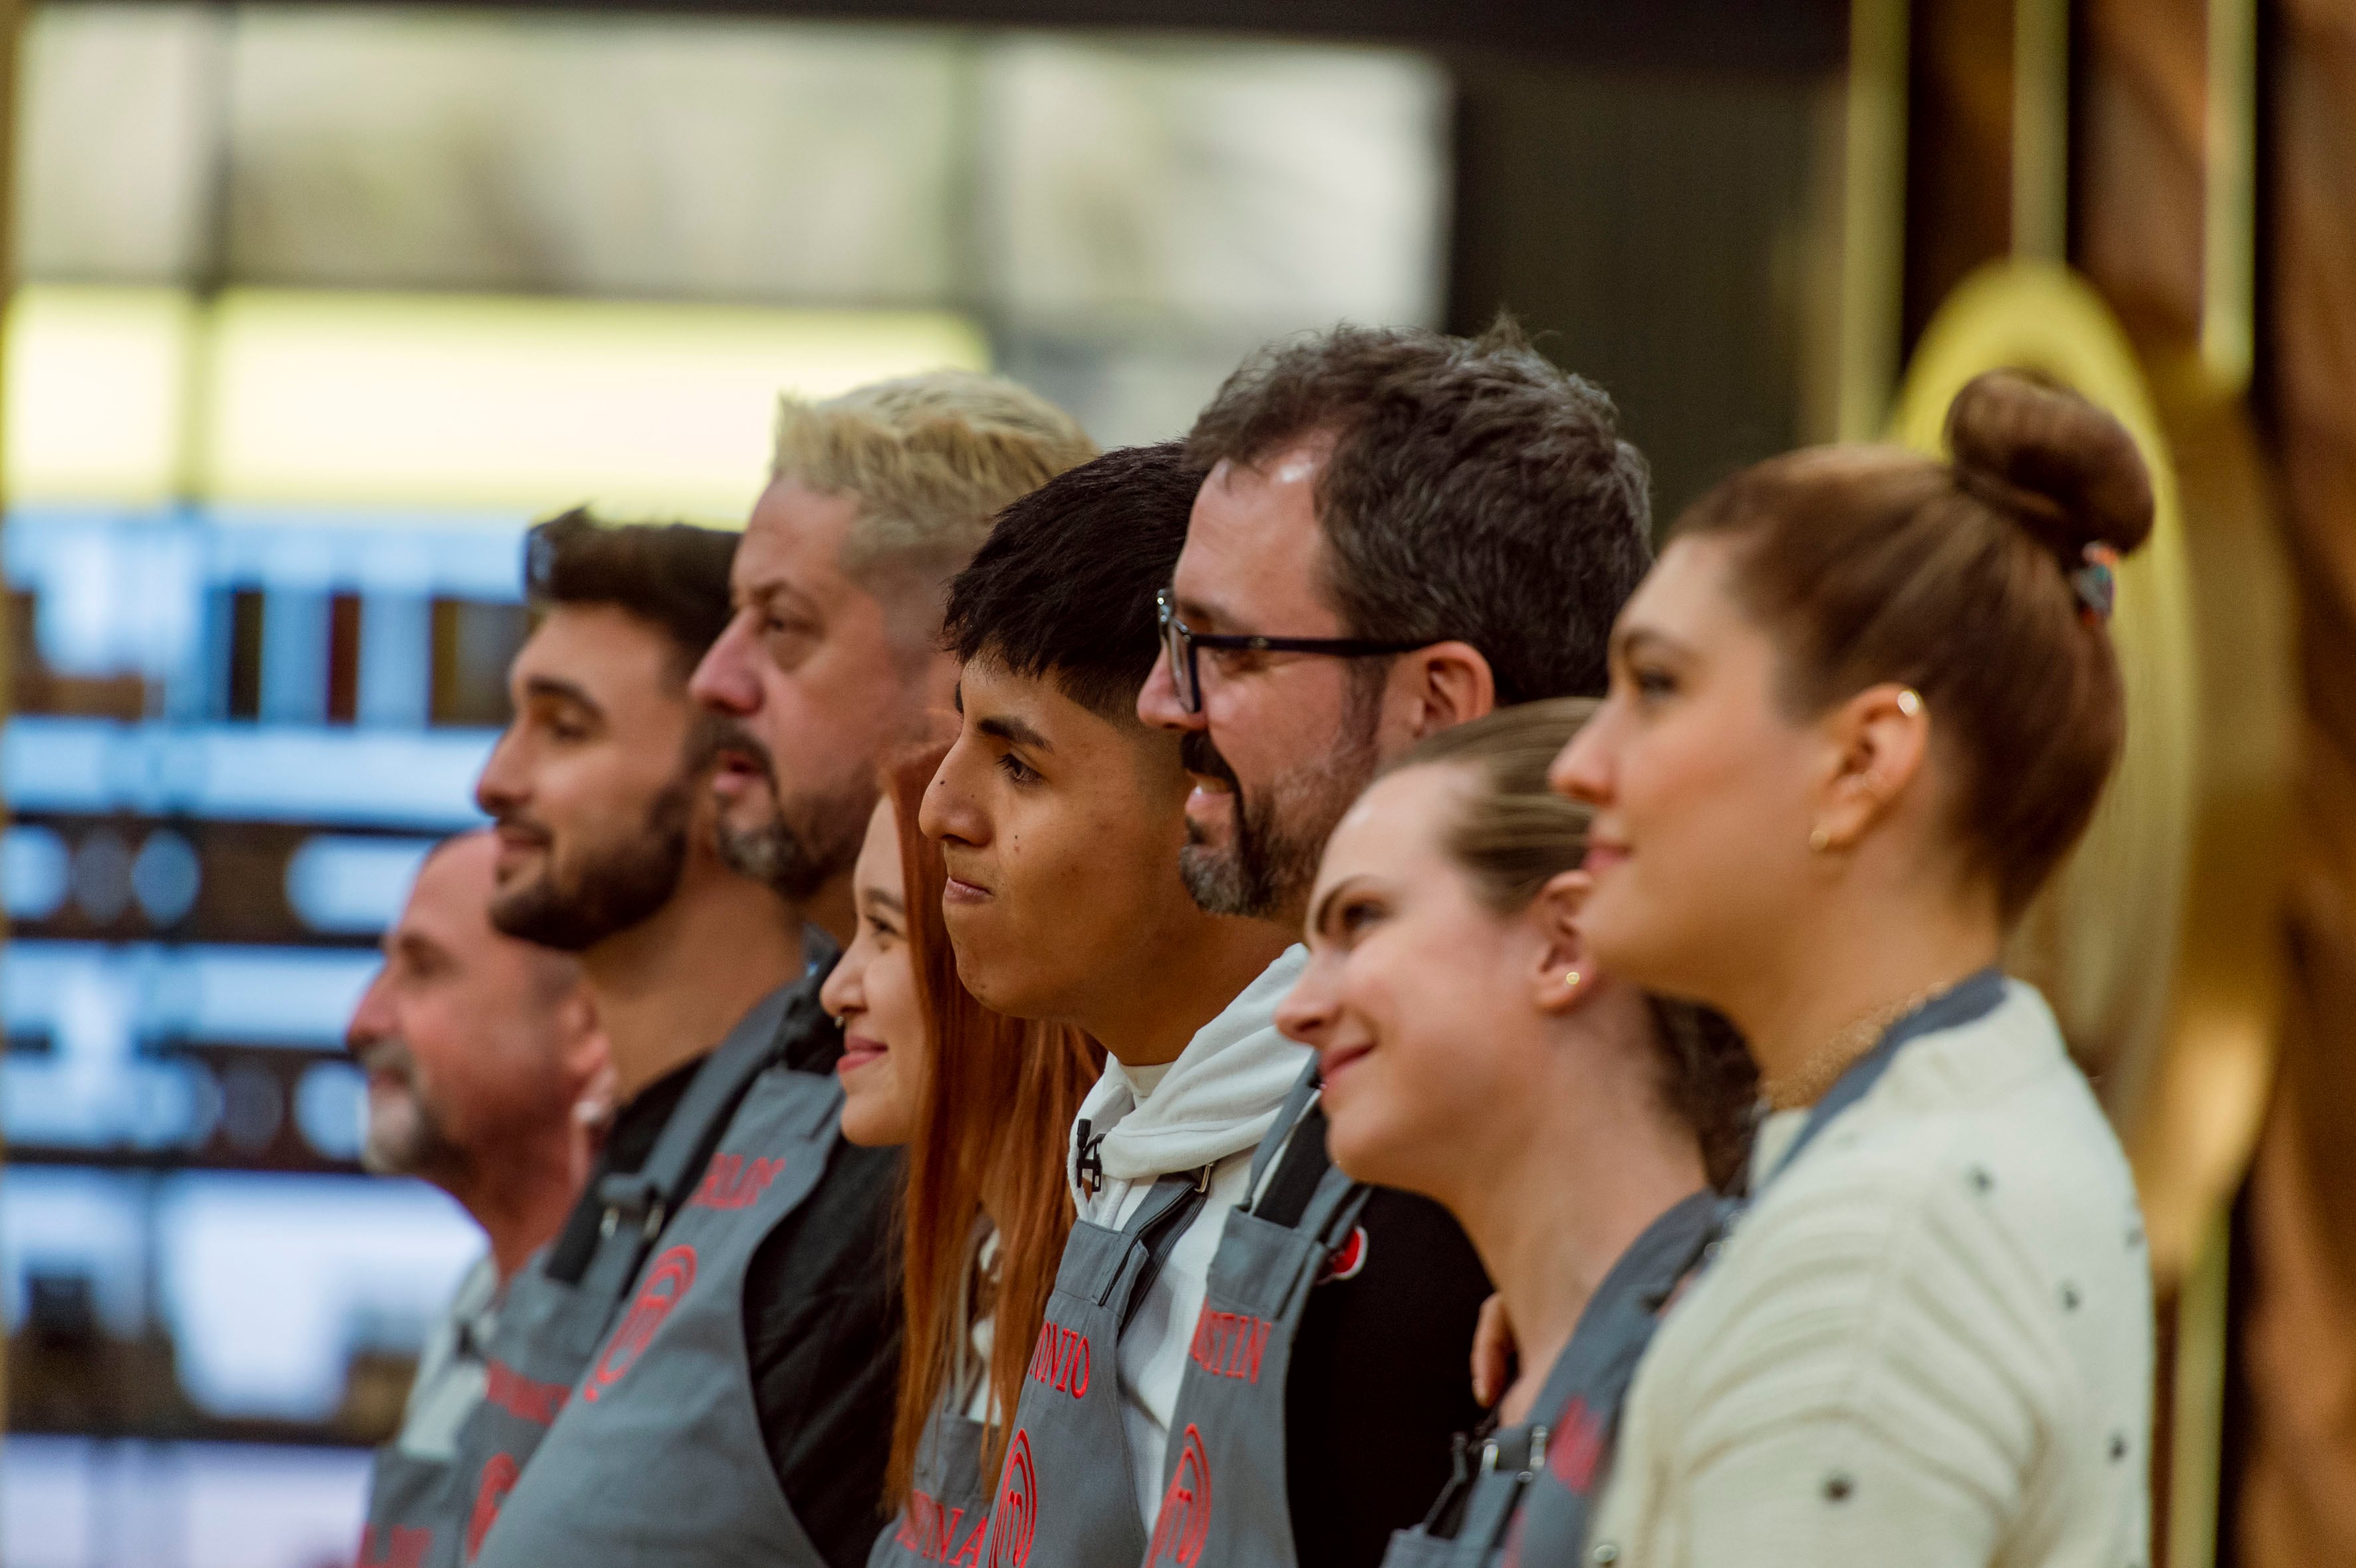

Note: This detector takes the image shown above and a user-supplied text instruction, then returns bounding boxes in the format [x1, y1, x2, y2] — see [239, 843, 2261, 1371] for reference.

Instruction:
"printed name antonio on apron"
[980, 1169, 1214, 1568]
[439, 951, 833, 1568]
[1382, 968, 2010, 1568]
[466, 1049, 846, 1567]
[1143, 1060, 1370, 1568]
[872, 1396, 994, 1568]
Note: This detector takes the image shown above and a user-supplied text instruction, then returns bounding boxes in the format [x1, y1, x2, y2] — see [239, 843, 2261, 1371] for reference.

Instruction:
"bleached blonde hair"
[770, 370, 1098, 589]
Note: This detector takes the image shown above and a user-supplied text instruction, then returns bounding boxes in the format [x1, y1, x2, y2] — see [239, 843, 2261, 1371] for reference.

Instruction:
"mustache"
[356, 1036, 417, 1084]
[491, 805, 554, 848]
[1178, 730, 1242, 793]
[690, 714, 777, 783]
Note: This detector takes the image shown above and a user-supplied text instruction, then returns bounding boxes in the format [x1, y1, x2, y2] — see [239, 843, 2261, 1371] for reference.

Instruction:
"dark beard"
[1176, 725, 1373, 921]
[707, 721, 872, 900]
[489, 773, 696, 952]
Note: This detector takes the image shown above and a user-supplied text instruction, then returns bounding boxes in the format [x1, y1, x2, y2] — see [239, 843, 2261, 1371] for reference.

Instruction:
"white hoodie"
[1063, 946, 1311, 1525]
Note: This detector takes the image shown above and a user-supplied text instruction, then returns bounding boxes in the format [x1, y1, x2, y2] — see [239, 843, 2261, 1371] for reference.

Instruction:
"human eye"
[1335, 896, 1386, 942]
[864, 912, 902, 946]
[995, 751, 1041, 787]
[1630, 661, 1680, 704]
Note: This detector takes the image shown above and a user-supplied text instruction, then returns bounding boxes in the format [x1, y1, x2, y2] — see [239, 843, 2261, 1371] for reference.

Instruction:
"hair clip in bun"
[2071, 543, 2119, 624]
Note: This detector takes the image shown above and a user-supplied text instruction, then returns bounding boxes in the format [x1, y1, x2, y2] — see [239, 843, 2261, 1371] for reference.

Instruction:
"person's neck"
[585, 869, 805, 1105]
[1441, 995, 1707, 1424]
[446, 1126, 586, 1281]
[1720, 883, 2002, 1103]
[1087, 915, 1295, 1070]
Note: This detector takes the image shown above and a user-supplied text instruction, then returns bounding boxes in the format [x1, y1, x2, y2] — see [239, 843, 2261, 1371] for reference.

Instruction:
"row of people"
[351, 321, 2156, 1568]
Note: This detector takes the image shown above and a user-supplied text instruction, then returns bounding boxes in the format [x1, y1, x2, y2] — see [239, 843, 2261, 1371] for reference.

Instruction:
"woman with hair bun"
[1551, 370, 2158, 1567]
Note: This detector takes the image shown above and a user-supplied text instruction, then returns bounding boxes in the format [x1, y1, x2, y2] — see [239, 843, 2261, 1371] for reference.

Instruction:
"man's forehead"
[399, 841, 497, 950]
[737, 481, 861, 598]
[1172, 444, 1337, 632]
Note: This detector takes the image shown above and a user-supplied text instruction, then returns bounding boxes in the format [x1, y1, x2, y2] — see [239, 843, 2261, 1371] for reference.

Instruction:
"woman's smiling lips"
[1318, 1039, 1374, 1090]
[1583, 840, 1631, 876]
[837, 1034, 888, 1077]
[942, 873, 990, 906]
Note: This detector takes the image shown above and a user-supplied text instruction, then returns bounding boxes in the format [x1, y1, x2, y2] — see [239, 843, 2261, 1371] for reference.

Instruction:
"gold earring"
[1809, 824, 1832, 853]
[1561, 970, 1583, 993]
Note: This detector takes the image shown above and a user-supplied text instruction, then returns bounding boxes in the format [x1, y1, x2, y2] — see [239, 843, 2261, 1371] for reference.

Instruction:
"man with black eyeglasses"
[1109, 319, 1655, 1568]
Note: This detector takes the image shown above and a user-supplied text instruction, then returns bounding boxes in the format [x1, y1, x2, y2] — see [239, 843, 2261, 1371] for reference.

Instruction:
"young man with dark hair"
[924, 443, 1492, 1568]
[1140, 318, 1652, 926]
[447, 513, 901, 1568]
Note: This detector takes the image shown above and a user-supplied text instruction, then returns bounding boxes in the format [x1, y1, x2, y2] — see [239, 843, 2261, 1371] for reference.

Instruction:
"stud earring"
[1809, 824, 1833, 853]
[1561, 970, 1583, 993]
[1897, 688, 1924, 718]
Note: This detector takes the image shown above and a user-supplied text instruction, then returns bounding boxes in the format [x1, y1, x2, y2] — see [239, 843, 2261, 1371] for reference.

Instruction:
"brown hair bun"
[1944, 370, 2155, 559]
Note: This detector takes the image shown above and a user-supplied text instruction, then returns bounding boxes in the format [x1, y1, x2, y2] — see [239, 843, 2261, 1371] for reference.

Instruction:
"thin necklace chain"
[1761, 974, 1966, 1112]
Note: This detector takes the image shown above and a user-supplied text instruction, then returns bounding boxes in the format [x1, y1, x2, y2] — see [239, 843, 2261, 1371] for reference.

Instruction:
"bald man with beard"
[350, 830, 606, 1563]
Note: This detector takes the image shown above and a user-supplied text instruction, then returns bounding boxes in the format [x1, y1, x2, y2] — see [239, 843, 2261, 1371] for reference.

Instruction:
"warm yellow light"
[200, 291, 989, 519]
[5, 285, 194, 504]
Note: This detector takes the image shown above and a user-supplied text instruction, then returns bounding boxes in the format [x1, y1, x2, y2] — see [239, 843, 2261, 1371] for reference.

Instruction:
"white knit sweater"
[1587, 980, 2153, 1568]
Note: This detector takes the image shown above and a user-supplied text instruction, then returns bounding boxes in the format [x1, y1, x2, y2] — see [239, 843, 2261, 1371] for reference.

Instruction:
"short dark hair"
[524, 509, 739, 679]
[1186, 317, 1652, 703]
[943, 443, 1202, 719]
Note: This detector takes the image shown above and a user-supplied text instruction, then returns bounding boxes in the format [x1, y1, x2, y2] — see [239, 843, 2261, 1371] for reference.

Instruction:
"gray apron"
[444, 971, 825, 1565]
[468, 1059, 846, 1567]
[359, 1447, 461, 1568]
[871, 1398, 994, 1567]
[1374, 1191, 1725, 1568]
[1385, 967, 2011, 1567]
[980, 1172, 1212, 1568]
[1147, 1064, 1371, 1568]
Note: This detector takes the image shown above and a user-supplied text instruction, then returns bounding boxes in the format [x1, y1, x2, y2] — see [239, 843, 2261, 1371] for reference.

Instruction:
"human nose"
[690, 612, 762, 716]
[1136, 644, 1202, 734]
[1548, 704, 1617, 808]
[346, 966, 395, 1059]
[916, 743, 984, 847]
[475, 725, 527, 818]
[818, 944, 864, 1021]
[1274, 952, 1340, 1047]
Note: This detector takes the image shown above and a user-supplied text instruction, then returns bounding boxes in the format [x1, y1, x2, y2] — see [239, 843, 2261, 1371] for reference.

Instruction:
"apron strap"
[582, 936, 839, 1303]
[1105, 1170, 1216, 1333]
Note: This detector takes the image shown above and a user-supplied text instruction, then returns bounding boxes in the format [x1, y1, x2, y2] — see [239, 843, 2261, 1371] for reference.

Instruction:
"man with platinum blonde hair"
[692, 370, 1097, 944]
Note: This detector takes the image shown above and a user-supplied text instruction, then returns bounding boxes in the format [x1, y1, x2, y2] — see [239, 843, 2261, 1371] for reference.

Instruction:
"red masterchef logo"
[463, 1453, 519, 1561]
[1318, 1226, 1369, 1283]
[1146, 1424, 1214, 1567]
[583, 1244, 698, 1402]
[983, 1429, 1037, 1568]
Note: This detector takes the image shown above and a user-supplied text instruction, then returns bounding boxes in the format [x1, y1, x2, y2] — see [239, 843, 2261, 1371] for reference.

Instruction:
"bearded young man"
[447, 513, 897, 1568]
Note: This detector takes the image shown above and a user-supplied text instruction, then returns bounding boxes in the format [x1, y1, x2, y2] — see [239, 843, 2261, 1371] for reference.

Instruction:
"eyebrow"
[1306, 874, 1366, 938]
[862, 886, 904, 916]
[1611, 624, 1687, 664]
[977, 712, 1054, 755]
[523, 674, 602, 715]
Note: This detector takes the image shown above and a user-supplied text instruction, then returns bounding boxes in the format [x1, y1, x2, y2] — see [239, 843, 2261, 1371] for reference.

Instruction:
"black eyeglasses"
[1156, 588, 1433, 715]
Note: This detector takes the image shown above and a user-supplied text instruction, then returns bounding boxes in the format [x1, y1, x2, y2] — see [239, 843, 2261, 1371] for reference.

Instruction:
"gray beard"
[714, 784, 872, 902]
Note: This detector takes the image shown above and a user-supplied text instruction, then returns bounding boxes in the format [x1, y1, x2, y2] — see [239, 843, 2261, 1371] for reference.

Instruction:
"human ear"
[1525, 869, 1598, 1015]
[1395, 642, 1498, 740]
[1809, 684, 1930, 852]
